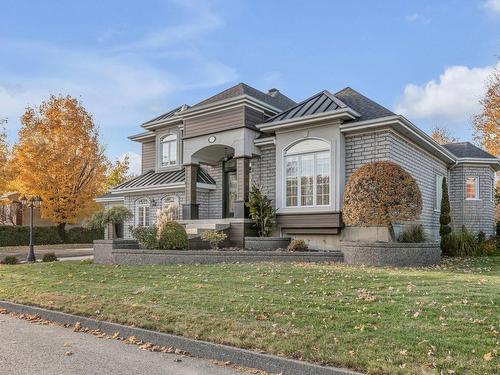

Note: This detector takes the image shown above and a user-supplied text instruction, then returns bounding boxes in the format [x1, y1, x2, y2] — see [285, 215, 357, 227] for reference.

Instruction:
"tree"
[473, 67, 500, 156]
[431, 126, 459, 145]
[106, 155, 131, 189]
[439, 177, 452, 252]
[343, 161, 422, 240]
[12, 95, 108, 238]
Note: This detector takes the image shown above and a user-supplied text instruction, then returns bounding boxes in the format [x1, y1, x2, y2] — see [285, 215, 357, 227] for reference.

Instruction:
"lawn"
[0, 258, 498, 374]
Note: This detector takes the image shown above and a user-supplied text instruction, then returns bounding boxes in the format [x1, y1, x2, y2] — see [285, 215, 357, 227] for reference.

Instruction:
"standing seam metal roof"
[265, 90, 347, 123]
[111, 168, 215, 191]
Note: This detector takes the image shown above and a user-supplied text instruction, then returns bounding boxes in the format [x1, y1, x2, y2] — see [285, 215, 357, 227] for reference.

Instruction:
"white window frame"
[283, 139, 331, 208]
[135, 198, 151, 226]
[160, 134, 177, 167]
[161, 195, 180, 220]
[435, 175, 444, 212]
[465, 176, 480, 200]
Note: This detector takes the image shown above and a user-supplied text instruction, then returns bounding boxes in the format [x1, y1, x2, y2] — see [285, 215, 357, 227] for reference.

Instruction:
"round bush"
[287, 239, 308, 252]
[1, 256, 19, 265]
[42, 252, 58, 262]
[157, 221, 188, 250]
[343, 161, 422, 227]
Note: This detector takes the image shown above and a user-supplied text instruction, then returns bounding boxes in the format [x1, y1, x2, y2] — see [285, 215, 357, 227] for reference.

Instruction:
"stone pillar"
[234, 156, 251, 218]
[183, 163, 199, 219]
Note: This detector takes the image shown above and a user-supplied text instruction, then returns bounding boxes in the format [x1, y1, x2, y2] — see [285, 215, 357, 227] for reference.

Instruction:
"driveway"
[0, 314, 244, 375]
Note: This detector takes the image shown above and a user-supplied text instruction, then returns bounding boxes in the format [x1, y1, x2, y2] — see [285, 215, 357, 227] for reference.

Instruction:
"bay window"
[284, 139, 330, 208]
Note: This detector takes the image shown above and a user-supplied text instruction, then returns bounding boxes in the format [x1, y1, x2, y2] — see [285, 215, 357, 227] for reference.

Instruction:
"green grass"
[0, 258, 499, 374]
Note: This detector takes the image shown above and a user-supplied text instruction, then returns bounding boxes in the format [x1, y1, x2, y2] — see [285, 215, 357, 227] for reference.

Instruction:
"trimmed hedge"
[0, 226, 103, 247]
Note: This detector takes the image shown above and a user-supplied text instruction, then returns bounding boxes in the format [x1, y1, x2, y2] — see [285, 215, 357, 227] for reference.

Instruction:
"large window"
[465, 177, 479, 200]
[136, 198, 151, 226]
[284, 139, 330, 207]
[160, 134, 177, 167]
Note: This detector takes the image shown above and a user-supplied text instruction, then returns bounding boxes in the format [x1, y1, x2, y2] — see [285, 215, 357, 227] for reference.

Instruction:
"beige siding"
[184, 106, 245, 139]
[142, 141, 155, 173]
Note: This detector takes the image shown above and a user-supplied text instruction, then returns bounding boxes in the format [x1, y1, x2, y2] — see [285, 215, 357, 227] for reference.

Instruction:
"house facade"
[97, 83, 499, 249]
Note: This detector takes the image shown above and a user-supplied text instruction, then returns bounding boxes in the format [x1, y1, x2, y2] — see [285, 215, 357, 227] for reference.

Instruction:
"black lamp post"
[21, 195, 43, 263]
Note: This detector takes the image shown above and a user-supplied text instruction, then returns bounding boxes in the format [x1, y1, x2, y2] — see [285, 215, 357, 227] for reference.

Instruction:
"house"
[97, 83, 499, 249]
[0, 192, 53, 226]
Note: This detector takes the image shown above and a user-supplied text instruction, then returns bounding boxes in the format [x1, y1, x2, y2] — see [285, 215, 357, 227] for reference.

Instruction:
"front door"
[223, 159, 237, 218]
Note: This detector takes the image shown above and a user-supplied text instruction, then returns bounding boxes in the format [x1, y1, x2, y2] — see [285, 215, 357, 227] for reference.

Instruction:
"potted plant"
[244, 184, 290, 250]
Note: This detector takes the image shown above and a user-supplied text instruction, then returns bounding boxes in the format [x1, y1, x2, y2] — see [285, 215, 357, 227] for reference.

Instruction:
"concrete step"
[184, 222, 230, 236]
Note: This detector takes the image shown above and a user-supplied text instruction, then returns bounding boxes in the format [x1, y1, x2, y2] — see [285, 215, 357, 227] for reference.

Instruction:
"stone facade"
[449, 164, 495, 236]
[345, 129, 448, 240]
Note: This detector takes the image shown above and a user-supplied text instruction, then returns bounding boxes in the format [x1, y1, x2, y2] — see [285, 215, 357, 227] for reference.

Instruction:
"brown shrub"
[343, 161, 422, 227]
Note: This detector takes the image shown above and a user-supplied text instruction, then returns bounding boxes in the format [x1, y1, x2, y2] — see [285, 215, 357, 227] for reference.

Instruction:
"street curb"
[0, 300, 362, 375]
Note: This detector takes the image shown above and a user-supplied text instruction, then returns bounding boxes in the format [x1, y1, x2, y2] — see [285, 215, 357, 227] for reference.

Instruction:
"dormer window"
[161, 134, 177, 167]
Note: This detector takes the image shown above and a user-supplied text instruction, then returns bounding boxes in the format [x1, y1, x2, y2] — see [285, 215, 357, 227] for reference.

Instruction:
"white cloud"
[120, 152, 142, 176]
[0, 0, 238, 159]
[484, 0, 500, 14]
[395, 62, 500, 123]
[404, 13, 431, 25]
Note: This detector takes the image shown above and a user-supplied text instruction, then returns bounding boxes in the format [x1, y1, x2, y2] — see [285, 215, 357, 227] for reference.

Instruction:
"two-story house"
[97, 83, 499, 249]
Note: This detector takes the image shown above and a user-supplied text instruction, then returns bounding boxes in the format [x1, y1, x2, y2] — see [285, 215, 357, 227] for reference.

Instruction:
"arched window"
[135, 198, 151, 226]
[161, 196, 180, 220]
[160, 134, 177, 167]
[284, 139, 330, 207]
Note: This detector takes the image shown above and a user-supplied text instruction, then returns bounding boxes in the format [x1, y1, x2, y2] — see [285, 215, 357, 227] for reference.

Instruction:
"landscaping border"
[0, 300, 360, 375]
[340, 241, 441, 267]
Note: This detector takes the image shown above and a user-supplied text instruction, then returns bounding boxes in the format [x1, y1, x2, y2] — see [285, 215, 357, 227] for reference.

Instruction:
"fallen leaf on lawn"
[413, 310, 421, 318]
[483, 352, 493, 361]
[65, 351, 73, 356]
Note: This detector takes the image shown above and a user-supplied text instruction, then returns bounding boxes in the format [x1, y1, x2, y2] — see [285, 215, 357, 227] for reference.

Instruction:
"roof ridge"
[264, 90, 331, 123]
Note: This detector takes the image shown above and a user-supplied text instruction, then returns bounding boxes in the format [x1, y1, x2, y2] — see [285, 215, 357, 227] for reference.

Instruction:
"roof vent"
[267, 88, 280, 97]
[178, 104, 189, 112]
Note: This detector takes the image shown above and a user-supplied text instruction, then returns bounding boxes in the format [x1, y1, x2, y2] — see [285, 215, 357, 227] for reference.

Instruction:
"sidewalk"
[0, 244, 93, 260]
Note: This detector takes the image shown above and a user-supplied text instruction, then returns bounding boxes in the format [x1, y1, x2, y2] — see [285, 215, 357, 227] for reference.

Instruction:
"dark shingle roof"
[191, 83, 296, 111]
[265, 90, 348, 123]
[334, 87, 395, 122]
[142, 104, 190, 126]
[442, 142, 497, 159]
[111, 168, 215, 191]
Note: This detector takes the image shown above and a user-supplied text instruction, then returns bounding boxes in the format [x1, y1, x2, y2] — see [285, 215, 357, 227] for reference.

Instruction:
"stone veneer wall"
[250, 144, 276, 209]
[205, 163, 223, 219]
[449, 164, 495, 236]
[121, 191, 185, 239]
[345, 130, 448, 240]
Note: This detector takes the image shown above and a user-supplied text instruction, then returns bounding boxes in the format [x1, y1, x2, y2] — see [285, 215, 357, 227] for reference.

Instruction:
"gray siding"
[251, 144, 276, 208]
[345, 130, 448, 240]
[141, 141, 155, 173]
[449, 165, 495, 236]
[206, 163, 223, 219]
[245, 107, 265, 129]
[184, 107, 245, 139]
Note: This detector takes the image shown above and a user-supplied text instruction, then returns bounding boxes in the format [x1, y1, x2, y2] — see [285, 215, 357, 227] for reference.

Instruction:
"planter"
[245, 237, 291, 251]
[340, 241, 441, 267]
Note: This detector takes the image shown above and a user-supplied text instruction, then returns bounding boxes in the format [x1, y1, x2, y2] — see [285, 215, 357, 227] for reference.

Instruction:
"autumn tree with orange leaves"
[431, 126, 459, 145]
[474, 67, 500, 156]
[12, 95, 108, 237]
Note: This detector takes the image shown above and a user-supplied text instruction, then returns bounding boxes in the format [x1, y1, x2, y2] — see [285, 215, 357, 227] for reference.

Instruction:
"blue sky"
[1, 0, 499, 174]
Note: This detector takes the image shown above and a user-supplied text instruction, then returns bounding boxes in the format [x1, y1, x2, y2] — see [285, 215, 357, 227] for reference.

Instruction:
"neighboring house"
[97, 83, 500, 249]
[0, 192, 53, 226]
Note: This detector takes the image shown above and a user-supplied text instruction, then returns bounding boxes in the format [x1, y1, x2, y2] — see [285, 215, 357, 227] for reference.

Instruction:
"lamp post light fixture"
[20, 195, 43, 263]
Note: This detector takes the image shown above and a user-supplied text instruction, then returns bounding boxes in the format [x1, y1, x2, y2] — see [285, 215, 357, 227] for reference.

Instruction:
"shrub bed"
[0, 225, 103, 247]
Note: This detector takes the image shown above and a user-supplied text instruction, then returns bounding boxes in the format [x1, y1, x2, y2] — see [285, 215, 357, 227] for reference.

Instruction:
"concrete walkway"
[0, 313, 245, 375]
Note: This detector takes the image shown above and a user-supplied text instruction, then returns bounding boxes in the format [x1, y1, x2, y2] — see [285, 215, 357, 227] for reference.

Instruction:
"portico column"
[234, 156, 251, 218]
[183, 163, 199, 220]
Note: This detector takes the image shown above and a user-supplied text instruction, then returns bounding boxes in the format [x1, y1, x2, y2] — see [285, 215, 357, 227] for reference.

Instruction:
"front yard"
[0, 258, 498, 374]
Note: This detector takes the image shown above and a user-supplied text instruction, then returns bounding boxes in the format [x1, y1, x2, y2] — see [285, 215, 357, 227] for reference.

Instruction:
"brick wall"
[449, 165, 495, 236]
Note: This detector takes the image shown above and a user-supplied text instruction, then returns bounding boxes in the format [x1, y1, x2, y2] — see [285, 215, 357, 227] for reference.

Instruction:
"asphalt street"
[0, 313, 246, 375]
